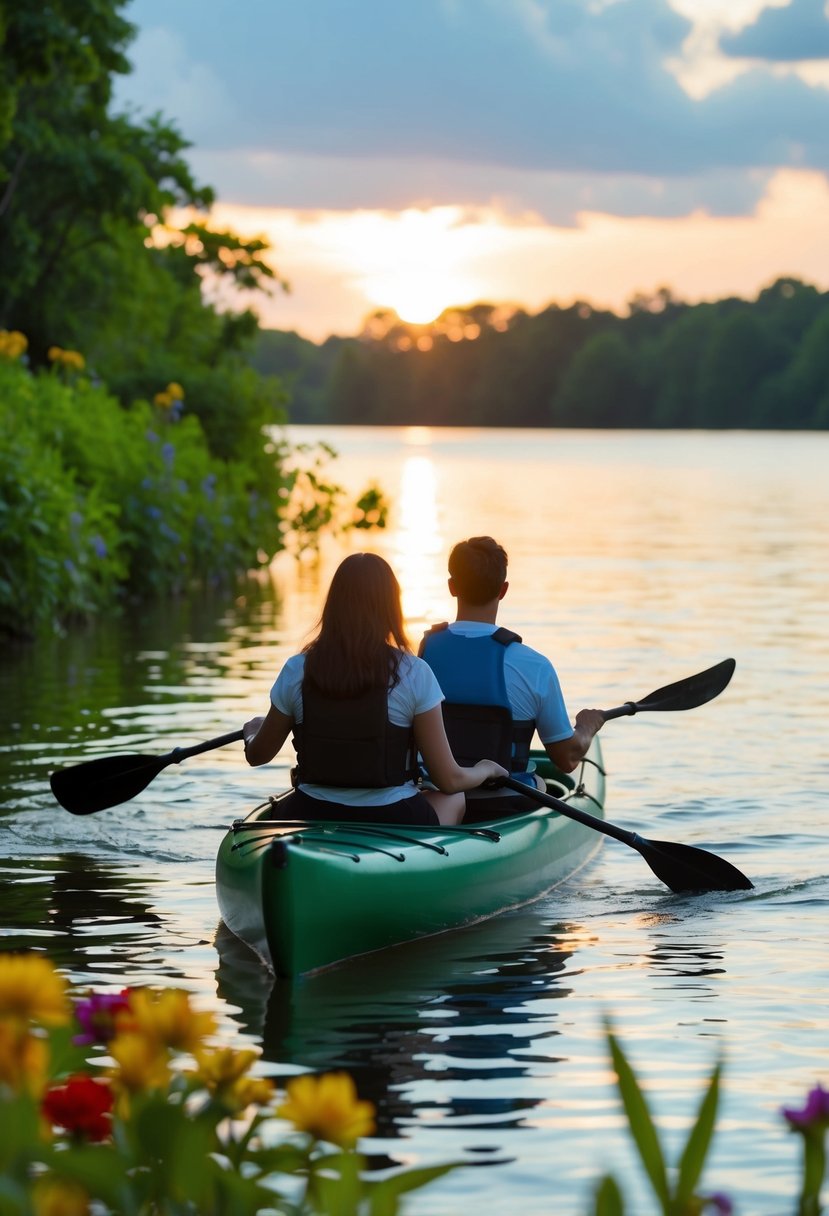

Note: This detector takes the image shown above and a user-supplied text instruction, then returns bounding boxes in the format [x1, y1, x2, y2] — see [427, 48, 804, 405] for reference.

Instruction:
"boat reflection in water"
[214, 904, 587, 1145]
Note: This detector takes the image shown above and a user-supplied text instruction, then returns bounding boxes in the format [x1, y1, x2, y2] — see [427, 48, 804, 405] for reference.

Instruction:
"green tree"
[552, 329, 647, 426]
[696, 309, 790, 427]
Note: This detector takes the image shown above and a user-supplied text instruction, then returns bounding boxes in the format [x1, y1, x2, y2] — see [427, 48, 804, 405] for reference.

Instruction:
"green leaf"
[675, 1061, 721, 1205]
[367, 1163, 463, 1216]
[593, 1174, 626, 1216]
[608, 1030, 670, 1210]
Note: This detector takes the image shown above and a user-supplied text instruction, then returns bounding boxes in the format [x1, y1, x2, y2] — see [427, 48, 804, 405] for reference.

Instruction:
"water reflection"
[0, 852, 163, 978]
[393, 453, 444, 626]
[216, 907, 581, 1142]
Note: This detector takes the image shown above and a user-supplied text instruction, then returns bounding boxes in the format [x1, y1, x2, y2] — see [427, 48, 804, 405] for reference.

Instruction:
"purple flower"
[161, 441, 175, 468]
[73, 990, 132, 1046]
[704, 1193, 733, 1215]
[782, 1084, 829, 1130]
[91, 535, 107, 559]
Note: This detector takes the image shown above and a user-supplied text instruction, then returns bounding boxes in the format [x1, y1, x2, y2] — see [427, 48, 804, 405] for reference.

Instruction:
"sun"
[356, 207, 485, 324]
[379, 273, 458, 325]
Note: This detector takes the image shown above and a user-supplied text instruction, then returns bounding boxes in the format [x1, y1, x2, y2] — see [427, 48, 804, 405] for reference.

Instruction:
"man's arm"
[544, 708, 605, 773]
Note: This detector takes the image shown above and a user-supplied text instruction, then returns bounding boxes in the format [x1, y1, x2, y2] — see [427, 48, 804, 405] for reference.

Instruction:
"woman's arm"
[242, 704, 293, 766]
[414, 705, 507, 792]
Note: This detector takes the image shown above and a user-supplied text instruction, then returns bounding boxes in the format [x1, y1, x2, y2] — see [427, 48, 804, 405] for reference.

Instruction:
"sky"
[117, 0, 829, 341]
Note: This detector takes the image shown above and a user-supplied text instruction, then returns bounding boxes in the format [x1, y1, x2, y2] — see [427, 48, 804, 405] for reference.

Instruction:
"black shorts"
[266, 786, 440, 827]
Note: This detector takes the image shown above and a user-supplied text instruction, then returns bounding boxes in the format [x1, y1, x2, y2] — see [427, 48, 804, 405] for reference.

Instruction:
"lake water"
[2, 427, 828, 1214]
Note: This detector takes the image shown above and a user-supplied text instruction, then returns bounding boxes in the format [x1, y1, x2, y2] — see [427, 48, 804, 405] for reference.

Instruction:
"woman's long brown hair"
[302, 553, 411, 697]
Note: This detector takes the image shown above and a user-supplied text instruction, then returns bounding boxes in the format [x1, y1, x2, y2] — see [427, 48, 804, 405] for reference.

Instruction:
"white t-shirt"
[270, 651, 443, 805]
[443, 622, 574, 745]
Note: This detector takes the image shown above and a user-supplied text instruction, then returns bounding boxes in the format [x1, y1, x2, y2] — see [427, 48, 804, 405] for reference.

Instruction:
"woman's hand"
[242, 706, 293, 767]
[243, 716, 266, 748]
[470, 758, 509, 786]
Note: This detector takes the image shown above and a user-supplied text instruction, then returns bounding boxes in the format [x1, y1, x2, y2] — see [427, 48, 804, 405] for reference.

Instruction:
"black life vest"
[419, 624, 535, 772]
[292, 677, 417, 789]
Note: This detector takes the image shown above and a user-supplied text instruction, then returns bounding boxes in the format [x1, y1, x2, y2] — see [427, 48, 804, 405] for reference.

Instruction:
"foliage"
[0, 358, 356, 638]
[592, 1027, 828, 1216]
[260, 278, 829, 430]
[0, 952, 458, 1215]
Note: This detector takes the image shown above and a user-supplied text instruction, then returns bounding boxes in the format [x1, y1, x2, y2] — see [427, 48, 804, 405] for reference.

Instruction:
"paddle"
[600, 658, 735, 721]
[50, 729, 245, 816]
[496, 776, 753, 893]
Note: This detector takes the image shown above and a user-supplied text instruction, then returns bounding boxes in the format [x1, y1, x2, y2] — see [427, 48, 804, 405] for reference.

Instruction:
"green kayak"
[215, 741, 606, 977]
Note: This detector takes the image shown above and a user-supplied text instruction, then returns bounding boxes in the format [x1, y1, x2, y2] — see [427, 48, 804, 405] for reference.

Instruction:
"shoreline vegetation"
[0, 3, 383, 642]
[252, 277, 829, 430]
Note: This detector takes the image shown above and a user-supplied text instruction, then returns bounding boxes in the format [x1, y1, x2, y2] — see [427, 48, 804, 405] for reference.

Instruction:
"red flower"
[42, 1073, 114, 1141]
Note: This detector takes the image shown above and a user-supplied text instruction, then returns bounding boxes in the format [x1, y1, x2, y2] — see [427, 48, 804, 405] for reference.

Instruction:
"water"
[2, 427, 828, 1214]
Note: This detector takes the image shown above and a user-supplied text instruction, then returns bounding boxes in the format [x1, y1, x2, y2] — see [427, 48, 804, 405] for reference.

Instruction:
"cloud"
[720, 0, 829, 62]
[116, 0, 829, 219]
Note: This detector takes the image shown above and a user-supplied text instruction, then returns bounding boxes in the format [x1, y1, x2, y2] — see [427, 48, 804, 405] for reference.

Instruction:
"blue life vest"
[419, 624, 535, 775]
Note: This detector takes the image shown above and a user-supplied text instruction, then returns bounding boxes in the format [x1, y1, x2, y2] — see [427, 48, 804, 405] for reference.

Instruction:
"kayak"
[215, 740, 606, 977]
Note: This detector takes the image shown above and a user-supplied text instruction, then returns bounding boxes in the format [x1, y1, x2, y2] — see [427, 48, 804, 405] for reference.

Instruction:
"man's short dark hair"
[448, 536, 508, 605]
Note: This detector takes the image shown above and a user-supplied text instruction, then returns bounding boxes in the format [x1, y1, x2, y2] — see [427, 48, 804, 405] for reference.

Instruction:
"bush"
[0, 354, 359, 637]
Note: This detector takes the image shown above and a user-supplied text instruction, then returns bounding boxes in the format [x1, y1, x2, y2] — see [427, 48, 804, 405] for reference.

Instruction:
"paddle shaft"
[500, 776, 640, 849]
[165, 729, 244, 764]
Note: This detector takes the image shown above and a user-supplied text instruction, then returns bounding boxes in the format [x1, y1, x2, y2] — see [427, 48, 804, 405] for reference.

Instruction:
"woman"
[242, 552, 507, 825]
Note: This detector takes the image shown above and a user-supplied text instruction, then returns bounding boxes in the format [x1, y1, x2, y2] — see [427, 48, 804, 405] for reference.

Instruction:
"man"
[419, 536, 604, 814]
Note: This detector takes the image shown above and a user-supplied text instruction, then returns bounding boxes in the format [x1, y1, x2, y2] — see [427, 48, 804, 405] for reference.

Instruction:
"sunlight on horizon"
[207, 167, 829, 341]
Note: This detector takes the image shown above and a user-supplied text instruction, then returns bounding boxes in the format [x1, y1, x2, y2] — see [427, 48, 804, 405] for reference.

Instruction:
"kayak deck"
[216, 742, 606, 977]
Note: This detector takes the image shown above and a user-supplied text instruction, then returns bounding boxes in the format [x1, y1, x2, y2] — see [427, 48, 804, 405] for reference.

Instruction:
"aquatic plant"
[593, 1026, 827, 1216]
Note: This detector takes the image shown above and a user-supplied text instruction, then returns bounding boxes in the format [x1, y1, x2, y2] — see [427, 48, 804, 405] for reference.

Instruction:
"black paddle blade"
[632, 832, 753, 893]
[637, 658, 736, 713]
[50, 753, 169, 815]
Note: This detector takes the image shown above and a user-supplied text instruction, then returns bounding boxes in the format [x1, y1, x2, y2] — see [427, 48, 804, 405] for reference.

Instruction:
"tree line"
[252, 280, 829, 429]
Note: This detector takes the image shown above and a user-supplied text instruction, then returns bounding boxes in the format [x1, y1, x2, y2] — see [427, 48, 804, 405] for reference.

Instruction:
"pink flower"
[73, 990, 132, 1046]
[782, 1083, 829, 1131]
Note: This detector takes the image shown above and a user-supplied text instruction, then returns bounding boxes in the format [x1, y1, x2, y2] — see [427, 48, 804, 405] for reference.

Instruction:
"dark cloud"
[117, 0, 829, 215]
[720, 0, 829, 63]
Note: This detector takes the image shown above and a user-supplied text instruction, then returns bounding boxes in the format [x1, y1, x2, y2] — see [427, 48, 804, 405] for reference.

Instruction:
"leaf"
[608, 1030, 670, 1210]
[593, 1174, 626, 1216]
[367, 1163, 463, 1216]
[675, 1061, 721, 1206]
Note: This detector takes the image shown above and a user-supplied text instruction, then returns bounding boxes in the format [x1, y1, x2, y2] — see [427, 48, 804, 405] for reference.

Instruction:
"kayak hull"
[215, 742, 605, 977]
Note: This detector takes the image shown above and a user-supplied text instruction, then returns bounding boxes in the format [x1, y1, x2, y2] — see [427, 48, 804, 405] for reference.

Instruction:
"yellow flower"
[154, 390, 173, 409]
[192, 1045, 274, 1111]
[0, 330, 27, 359]
[228, 1074, 275, 1110]
[62, 350, 85, 371]
[31, 1176, 91, 1216]
[107, 1031, 171, 1096]
[47, 346, 64, 362]
[278, 1072, 375, 1147]
[193, 1044, 259, 1088]
[166, 381, 184, 400]
[0, 953, 70, 1026]
[0, 1021, 49, 1095]
[123, 987, 217, 1053]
